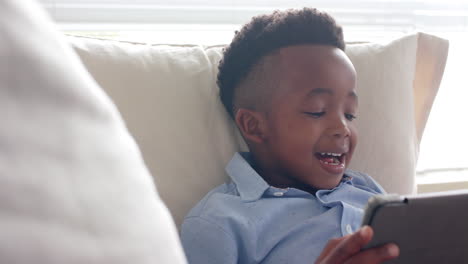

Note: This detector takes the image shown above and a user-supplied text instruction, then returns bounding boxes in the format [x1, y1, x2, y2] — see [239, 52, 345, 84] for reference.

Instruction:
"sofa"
[0, 0, 448, 263]
[69, 32, 449, 227]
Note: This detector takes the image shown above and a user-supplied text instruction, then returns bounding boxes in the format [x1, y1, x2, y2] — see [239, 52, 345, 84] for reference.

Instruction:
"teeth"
[320, 152, 343, 157]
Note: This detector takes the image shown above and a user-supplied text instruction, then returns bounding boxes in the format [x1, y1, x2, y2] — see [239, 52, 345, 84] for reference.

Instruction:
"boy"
[181, 8, 399, 264]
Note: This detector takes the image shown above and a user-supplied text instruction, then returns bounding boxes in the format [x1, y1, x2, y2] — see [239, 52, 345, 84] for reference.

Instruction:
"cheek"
[271, 117, 316, 146]
[268, 112, 296, 135]
[349, 125, 358, 149]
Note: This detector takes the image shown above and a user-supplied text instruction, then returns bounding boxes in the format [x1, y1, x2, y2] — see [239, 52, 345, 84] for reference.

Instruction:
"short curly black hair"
[217, 8, 345, 118]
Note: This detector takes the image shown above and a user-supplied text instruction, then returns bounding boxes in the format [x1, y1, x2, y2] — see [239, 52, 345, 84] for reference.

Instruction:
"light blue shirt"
[181, 152, 385, 264]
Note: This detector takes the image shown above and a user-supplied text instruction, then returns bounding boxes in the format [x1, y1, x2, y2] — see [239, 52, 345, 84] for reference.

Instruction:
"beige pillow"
[347, 33, 448, 194]
[70, 32, 448, 228]
[0, 0, 186, 263]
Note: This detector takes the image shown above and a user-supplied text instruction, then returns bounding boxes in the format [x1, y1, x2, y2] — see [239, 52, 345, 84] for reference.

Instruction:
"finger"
[315, 236, 347, 263]
[344, 243, 399, 264]
[320, 226, 374, 264]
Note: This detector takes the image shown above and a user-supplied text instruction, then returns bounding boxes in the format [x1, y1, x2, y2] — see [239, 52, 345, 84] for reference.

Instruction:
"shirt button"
[346, 224, 353, 234]
[273, 192, 284, 197]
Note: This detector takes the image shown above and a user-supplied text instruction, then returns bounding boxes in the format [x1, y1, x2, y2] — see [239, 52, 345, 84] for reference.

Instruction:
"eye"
[304, 112, 325, 118]
[345, 113, 357, 121]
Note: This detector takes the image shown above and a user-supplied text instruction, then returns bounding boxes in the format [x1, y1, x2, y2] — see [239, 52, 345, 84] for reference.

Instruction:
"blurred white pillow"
[0, 0, 186, 263]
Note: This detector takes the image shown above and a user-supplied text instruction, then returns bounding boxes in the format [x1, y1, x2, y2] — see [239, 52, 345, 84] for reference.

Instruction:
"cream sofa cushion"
[346, 33, 448, 194]
[70, 33, 448, 228]
[0, 0, 186, 263]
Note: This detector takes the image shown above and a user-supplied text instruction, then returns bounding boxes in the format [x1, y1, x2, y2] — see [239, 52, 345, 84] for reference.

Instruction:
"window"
[39, 1, 468, 43]
[416, 33, 468, 185]
[40, 0, 468, 186]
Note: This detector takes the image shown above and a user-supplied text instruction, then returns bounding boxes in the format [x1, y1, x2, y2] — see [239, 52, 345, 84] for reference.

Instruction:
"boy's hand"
[315, 226, 399, 264]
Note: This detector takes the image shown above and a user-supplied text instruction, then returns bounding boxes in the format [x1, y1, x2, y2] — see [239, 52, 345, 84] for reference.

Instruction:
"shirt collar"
[225, 152, 269, 202]
[225, 152, 355, 201]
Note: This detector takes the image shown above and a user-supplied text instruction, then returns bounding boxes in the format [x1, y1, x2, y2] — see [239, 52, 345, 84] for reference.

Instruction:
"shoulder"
[181, 206, 239, 263]
[181, 182, 243, 263]
[185, 182, 239, 218]
[345, 169, 386, 194]
[182, 180, 252, 234]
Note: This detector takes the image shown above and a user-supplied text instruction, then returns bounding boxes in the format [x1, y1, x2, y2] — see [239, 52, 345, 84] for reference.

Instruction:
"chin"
[321, 175, 344, 189]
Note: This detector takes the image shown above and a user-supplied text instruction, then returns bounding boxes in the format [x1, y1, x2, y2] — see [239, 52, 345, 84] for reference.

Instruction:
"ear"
[234, 108, 267, 144]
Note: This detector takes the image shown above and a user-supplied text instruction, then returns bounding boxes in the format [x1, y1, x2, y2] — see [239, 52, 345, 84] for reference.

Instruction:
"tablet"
[361, 190, 468, 263]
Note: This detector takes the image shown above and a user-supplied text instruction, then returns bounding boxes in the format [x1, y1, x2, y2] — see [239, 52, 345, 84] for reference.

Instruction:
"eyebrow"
[307, 88, 333, 96]
[307, 88, 358, 99]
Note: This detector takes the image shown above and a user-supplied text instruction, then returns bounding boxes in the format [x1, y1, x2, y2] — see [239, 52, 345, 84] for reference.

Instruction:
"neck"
[249, 153, 319, 195]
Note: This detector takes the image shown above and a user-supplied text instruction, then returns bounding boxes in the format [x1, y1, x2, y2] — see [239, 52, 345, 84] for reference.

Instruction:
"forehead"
[271, 45, 357, 98]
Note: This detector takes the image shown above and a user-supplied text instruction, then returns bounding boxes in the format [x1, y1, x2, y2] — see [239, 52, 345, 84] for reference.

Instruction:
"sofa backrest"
[69, 33, 448, 228]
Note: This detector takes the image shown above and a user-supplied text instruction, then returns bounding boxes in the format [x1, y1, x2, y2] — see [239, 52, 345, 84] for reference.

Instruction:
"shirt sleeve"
[181, 216, 238, 264]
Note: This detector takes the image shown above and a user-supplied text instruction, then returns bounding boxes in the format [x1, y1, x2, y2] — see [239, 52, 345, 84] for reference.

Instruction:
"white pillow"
[346, 33, 448, 194]
[0, 0, 186, 263]
[69, 33, 447, 228]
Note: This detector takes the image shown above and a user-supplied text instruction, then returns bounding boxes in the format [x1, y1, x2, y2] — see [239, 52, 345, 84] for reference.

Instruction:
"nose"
[328, 116, 351, 139]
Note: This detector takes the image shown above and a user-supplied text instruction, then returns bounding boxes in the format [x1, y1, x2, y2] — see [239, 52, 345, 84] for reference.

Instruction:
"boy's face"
[256, 45, 358, 190]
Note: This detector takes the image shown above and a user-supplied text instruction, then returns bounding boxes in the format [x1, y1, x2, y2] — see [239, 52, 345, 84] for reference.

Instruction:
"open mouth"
[315, 152, 345, 166]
